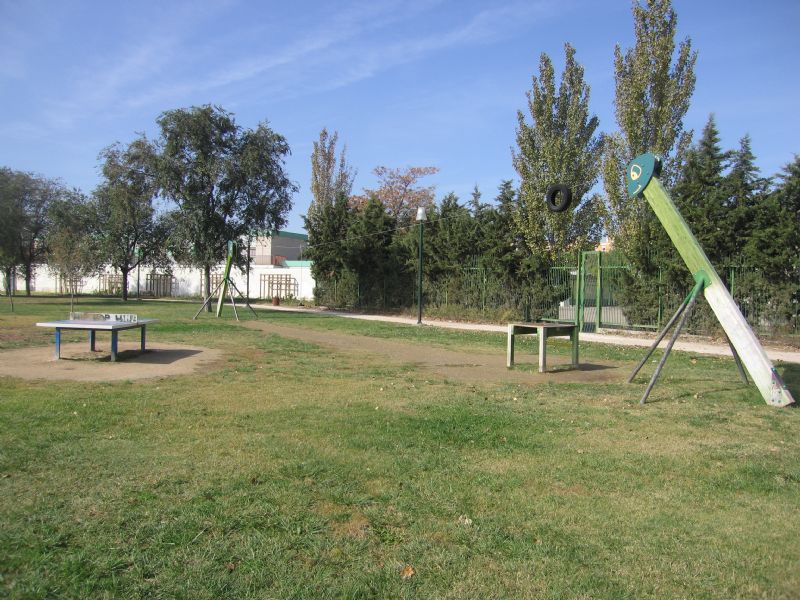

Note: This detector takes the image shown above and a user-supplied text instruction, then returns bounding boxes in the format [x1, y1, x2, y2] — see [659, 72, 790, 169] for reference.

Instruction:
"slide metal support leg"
[229, 280, 260, 319]
[193, 280, 225, 319]
[628, 283, 699, 384]
[640, 284, 701, 405]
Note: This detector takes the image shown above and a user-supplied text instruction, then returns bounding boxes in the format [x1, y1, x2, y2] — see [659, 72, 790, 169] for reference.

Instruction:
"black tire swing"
[545, 184, 572, 213]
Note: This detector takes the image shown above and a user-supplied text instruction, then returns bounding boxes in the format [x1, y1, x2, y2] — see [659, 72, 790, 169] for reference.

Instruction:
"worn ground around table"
[0, 342, 223, 382]
[243, 320, 623, 385]
[0, 320, 623, 385]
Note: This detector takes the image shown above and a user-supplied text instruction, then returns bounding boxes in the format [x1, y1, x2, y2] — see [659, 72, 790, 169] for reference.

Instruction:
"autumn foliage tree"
[351, 166, 438, 223]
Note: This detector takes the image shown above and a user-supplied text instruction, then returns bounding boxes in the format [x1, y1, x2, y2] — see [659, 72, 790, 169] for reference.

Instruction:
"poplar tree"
[512, 43, 604, 258]
[308, 128, 355, 222]
[602, 0, 697, 260]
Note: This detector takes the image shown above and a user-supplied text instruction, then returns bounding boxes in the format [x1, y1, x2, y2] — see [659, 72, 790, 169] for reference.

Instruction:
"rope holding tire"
[545, 184, 572, 213]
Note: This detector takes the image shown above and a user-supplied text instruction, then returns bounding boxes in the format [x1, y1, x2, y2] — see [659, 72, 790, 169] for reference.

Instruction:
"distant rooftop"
[254, 230, 308, 241]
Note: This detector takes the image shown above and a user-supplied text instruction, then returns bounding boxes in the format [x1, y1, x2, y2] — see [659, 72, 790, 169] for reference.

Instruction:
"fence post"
[576, 252, 584, 330]
[482, 270, 487, 313]
[596, 251, 602, 331]
[657, 267, 663, 329]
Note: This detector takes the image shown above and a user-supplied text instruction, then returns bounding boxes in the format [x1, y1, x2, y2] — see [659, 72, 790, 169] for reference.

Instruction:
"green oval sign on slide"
[626, 153, 662, 198]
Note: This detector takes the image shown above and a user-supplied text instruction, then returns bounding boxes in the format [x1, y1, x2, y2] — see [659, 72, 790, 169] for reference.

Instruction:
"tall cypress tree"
[303, 191, 352, 293]
[343, 197, 396, 307]
[725, 135, 770, 256]
[670, 115, 731, 270]
[744, 156, 800, 283]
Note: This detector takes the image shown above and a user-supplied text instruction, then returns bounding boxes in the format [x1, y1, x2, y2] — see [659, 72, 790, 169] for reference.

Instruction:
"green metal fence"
[421, 250, 798, 338]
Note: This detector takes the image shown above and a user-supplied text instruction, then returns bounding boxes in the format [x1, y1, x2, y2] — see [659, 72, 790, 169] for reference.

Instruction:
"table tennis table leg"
[111, 330, 118, 362]
[54, 328, 61, 360]
[89, 330, 96, 352]
[140, 326, 146, 353]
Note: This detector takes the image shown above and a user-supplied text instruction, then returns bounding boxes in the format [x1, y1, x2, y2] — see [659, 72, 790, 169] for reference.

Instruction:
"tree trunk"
[121, 268, 129, 301]
[24, 262, 32, 296]
[204, 265, 212, 312]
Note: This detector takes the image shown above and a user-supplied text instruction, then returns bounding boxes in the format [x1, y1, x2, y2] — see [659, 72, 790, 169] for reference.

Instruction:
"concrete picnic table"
[36, 314, 158, 362]
[506, 322, 579, 373]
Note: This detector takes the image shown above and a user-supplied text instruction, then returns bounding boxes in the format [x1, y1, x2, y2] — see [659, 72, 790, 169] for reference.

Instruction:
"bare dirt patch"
[243, 320, 624, 386]
[0, 342, 224, 382]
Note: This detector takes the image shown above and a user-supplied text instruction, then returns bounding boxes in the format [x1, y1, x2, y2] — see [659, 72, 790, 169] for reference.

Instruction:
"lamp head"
[416, 206, 427, 222]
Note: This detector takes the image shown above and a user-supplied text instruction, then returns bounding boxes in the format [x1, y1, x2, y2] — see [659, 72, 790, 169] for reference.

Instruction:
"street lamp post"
[416, 206, 427, 325]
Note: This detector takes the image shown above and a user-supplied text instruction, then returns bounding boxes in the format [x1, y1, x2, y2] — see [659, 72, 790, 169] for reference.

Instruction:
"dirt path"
[244, 320, 624, 386]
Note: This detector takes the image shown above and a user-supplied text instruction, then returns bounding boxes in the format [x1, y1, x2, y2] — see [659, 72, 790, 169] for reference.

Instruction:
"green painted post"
[627, 153, 794, 407]
[215, 241, 235, 317]
[595, 251, 602, 331]
[576, 252, 584, 330]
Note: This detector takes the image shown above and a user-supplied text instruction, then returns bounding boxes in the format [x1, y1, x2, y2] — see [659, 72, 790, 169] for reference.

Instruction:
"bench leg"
[54, 328, 61, 360]
[140, 326, 146, 353]
[111, 331, 118, 362]
[89, 330, 96, 352]
[507, 330, 515, 368]
[538, 328, 546, 373]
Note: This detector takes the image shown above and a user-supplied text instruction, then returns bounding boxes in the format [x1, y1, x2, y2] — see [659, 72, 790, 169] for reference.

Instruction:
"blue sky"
[2, 0, 798, 233]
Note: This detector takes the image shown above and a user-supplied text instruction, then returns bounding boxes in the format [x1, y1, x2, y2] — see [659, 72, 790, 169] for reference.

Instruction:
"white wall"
[8, 263, 316, 301]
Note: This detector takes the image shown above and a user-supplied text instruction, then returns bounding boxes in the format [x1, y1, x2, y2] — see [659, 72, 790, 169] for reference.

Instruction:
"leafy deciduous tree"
[352, 166, 438, 223]
[46, 192, 102, 312]
[156, 105, 296, 307]
[94, 136, 165, 301]
[0, 168, 26, 299]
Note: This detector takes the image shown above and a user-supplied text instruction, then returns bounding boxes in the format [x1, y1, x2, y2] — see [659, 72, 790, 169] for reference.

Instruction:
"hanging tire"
[545, 184, 572, 213]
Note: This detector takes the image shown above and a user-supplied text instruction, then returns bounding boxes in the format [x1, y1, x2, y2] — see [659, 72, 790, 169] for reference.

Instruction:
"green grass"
[1, 296, 799, 598]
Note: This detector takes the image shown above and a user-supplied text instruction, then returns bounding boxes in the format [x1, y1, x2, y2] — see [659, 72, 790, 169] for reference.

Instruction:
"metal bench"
[506, 322, 579, 373]
[36, 312, 158, 362]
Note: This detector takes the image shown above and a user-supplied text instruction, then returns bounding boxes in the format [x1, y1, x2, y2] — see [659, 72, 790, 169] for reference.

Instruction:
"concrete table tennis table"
[506, 322, 579, 373]
[36, 314, 158, 362]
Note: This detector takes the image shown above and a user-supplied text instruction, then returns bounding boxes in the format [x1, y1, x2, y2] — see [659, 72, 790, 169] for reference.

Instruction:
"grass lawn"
[1, 297, 798, 598]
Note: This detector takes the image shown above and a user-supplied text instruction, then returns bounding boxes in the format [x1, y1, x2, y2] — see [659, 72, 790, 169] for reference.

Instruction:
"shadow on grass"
[61, 348, 202, 365]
